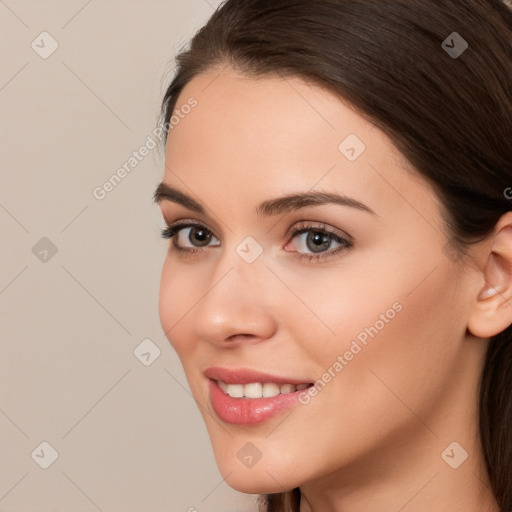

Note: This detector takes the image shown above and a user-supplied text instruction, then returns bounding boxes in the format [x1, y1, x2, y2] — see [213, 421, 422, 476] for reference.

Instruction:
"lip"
[204, 367, 313, 425]
[204, 366, 312, 385]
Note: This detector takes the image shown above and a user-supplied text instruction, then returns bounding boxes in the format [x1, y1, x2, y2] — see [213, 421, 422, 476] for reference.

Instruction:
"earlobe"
[467, 214, 512, 339]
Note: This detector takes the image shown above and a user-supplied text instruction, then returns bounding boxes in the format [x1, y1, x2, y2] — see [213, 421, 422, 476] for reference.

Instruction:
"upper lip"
[204, 366, 312, 385]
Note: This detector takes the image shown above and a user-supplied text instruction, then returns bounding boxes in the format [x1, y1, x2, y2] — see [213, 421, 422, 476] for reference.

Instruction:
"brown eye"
[286, 222, 353, 262]
[183, 226, 212, 247]
[160, 222, 220, 251]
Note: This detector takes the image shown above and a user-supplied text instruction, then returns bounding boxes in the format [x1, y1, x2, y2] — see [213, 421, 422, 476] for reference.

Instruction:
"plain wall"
[0, 1, 257, 511]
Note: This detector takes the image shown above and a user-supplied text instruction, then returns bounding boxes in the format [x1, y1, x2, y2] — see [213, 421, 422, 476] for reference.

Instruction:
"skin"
[156, 65, 512, 511]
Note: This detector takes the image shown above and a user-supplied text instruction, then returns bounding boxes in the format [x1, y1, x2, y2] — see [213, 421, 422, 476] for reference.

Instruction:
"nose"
[192, 250, 278, 347]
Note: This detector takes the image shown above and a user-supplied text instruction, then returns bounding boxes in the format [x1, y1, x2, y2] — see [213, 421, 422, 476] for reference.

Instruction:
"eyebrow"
[153, 182, 376, 217]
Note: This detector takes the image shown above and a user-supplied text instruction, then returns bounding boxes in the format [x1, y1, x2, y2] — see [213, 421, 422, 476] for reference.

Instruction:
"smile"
[204, 367, 314, 424]
[217, 380, 311, 398]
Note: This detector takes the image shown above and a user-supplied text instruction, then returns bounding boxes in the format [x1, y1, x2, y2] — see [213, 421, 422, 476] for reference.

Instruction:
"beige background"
[0, 1, 257, 510]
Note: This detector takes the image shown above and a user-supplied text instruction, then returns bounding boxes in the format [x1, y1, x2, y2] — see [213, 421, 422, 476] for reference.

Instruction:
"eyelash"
[160, 221, 352, 262]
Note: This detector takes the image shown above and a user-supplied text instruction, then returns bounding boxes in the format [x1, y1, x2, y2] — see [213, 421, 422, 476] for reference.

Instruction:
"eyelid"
[163, 217, 350, 240]
[164, 218, 217, 231]
[284, 219, 353, 244]
[160, 206, 224, 236]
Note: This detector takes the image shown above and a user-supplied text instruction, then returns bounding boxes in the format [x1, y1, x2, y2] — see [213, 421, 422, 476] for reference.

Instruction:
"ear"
[467, 211, 512, 338]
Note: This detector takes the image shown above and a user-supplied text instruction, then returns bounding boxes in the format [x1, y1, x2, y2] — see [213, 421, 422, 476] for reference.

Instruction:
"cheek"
[304, 239, 455, 364]
[364, 269, 463, 395]
[273, 253, 407, 366]
[288, 237, 460, 387]
[304, 256, 462, 433]
[158, 259, 197, 357]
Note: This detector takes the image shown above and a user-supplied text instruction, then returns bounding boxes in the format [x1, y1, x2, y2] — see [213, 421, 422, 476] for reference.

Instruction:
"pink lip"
[204, 366, 311, 385]
[204, 367, 313, 425]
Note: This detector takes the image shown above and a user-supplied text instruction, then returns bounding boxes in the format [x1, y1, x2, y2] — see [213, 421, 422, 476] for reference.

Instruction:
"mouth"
[204, 367, 314, 425]
[216, 379, 311, 398]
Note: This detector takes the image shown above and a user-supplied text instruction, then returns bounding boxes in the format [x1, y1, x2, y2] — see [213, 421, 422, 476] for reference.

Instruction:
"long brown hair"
[158, 1, 512, 510]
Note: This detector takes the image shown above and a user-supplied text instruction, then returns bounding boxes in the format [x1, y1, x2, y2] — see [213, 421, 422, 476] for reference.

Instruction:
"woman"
[153, 1, 512, 510]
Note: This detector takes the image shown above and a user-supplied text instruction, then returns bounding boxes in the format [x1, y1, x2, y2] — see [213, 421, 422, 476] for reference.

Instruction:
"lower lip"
[208, 379, 306, 425]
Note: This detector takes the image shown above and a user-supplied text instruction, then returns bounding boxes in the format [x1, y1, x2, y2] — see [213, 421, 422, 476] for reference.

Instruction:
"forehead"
[163, 66, 440, 227]
[166, 67, 375, 162]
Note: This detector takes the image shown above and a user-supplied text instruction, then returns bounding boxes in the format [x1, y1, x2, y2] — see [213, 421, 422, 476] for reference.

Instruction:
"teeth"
[226, 384, 244, 398]
[280, 384, 295, 394]
[218, 380, 309, 398]
[243, 382, 263, 398]
[262, 383, 280, 397]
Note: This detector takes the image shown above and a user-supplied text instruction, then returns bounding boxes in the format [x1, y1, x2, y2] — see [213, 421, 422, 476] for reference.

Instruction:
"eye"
[285, 221, 352, 262]
[160, 220, 352, 261]
[160, 221, 220, 254]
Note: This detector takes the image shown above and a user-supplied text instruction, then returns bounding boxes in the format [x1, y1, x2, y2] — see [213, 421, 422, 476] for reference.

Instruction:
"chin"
[203, 422, 307, 494]
[211, 452, 300, 494]
[222, 469, 298, 494]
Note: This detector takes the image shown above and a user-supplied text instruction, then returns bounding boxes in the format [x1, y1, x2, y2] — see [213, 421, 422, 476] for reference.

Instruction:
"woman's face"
[156, 66, 483, 493]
